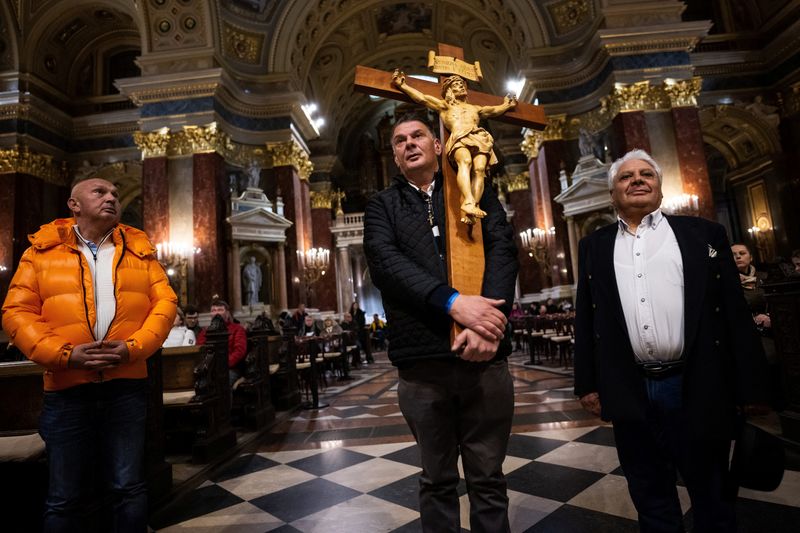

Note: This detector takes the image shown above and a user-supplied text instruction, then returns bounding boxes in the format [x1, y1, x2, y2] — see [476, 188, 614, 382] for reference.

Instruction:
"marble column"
[310, 205, 337, 312]
[192, 152, 227, 310]
[337, 245, 353, 311]
[671, 107, 715, 220]
[231, 241, 242, 313]
[537, 141, 573, 287]
[613, 111, 651, 155]
[566, 217, 579, 286]
[275, 243, 288, 311]
[142, 157, 170, 247]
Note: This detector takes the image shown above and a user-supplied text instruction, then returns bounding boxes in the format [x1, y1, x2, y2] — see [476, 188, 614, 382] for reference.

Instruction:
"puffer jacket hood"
[2, 218, 177, 391]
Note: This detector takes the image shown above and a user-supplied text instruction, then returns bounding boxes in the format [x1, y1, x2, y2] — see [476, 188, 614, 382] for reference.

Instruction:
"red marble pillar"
[141, 157, 169, 246]
[671, 107, 715, 220]
[192, 152, 228, 310]
[538, 142, 572, 287]
[265, 166, 306, 308]
[0, 174, 15, 303]
[507, 179, 538, 296]
[311, 206, 337, 311]
[613, 111, 651, 155]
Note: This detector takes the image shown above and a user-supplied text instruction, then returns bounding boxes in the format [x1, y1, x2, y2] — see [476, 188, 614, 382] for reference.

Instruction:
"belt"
[637, 360, 684, 379]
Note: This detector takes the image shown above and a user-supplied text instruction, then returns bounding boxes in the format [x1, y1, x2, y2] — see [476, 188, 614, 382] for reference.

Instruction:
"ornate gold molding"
[521, 130, 544, 160]
[544, 114, 567, 141]
[265, 140, 314, 181]
[134, 130, 170, 158]
[127, 82, 218, 106]
[134, 124, 231, 158]
[610, 81, 654, 112]
[0, 145, 68, 185]
[663, 77, 702, 108]
[506, 171, 530, 192]
[310, 190, 333, 209]
[223, 22, 264, 64]
[548, 0, 591, 35]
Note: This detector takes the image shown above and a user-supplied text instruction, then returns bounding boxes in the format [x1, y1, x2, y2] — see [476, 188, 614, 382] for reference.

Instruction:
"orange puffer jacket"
[1, 218, 177, 391]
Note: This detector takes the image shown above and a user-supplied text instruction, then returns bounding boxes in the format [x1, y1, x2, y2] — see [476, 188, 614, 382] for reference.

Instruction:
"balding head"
[68, 178, 121, 234]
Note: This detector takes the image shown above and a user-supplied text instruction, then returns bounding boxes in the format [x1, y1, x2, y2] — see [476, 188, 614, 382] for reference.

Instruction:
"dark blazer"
[573, 215, 768, 439]
[364, 172, 518, 366]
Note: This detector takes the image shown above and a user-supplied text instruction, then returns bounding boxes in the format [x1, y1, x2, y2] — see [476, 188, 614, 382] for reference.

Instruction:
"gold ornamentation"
[547, 0, 591, 35]
[224, 22, 263, 64]
[265, 141, 314, 181]
[177, 124, 230, 155]
[611, 81, 653, 112]
[126, 83, 218, 106]
[544, 114, 567, 141]
[520, 130, 544, 159]
[664, 77, 702, 108]
[332, 189, 346, 216]
[506, 171, 530, 192]
[0, 145, 68, 185]
[310, 190, 334, 209]
[427, 51, 483, 82]
[134, 130, 170, 158]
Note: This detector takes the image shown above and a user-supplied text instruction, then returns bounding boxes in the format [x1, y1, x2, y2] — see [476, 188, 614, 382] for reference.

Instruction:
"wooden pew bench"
[232, 321, 282, 430]
[161, 335, 236, 463]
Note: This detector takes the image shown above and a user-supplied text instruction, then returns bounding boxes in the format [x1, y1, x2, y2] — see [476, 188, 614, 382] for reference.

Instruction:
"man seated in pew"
[183, 305, 202, 337]
[197, 299, 248, 387]
[163, 306, 197, 348]
[298, 314, 321, 337]
[1, 177, 177, 532]
[369, 313, 387, 351]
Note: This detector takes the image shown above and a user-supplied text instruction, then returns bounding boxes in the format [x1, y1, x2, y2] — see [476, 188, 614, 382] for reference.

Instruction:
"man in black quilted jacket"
[364, 113, 518, 533]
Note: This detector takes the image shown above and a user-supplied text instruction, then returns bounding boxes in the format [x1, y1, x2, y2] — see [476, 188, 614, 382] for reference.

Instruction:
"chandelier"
[661, 193, 699, 216]
[297, 247, 330, 286]
[156, 241, 201, 305]
[519, 227, 555, 268]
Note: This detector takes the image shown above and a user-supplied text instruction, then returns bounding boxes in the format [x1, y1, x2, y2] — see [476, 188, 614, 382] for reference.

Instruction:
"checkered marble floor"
[150, 353, 800, 532]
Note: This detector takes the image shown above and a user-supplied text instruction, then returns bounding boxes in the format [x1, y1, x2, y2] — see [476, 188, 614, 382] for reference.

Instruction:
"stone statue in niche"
[245, 161, 262, 190]
[242, 256, 262, 308]
[578, 128, 602, 160]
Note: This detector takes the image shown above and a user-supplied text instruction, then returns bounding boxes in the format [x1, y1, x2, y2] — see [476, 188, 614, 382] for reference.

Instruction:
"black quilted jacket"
[364, 172, 519, 366]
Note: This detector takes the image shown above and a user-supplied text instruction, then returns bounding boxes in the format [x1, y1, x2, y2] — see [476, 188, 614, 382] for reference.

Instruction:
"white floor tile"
[536, 441, 620, 473]
[217, 465, 316, 499]
[158, 502, 284, 532]
[290, 494, 417, 533]
[322, 457, 420, 493]
[739, 469, 800, 508]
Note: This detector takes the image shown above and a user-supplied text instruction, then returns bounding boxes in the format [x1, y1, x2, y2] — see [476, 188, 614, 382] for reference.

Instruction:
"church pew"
[161, 316, 236, 463]
[270, 327, 301, 410]
[232, 316, 280, 430]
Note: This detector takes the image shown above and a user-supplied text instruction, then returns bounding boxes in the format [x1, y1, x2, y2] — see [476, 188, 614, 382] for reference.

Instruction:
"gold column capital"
[663, 77, 702, 108]
[265, 140, 314, 181]
[310, 190, 334, 209]
[521, 130, 544, 160]
[610, 81, 653, 112]
[134, 130, 170, 158]
[0, 145, 68, 185]
[544, 114, 567, 141]
[506, 171, 530, 192]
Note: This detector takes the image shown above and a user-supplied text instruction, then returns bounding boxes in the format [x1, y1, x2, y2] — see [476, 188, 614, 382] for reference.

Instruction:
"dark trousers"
[39, 378, 148, 533]
[398, 358, 514, 533]
[613, 374, 736, 533]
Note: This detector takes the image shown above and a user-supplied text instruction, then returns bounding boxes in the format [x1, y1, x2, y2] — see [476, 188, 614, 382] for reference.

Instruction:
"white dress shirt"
[613, 209, 684, 363]
[74, 226, 117, 340]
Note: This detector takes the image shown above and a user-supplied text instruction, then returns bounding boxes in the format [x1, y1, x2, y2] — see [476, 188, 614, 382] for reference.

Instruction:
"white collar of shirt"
[408, 179, 435, 197]
[617, 208, 664, 235]
[73, 225, 117, 340]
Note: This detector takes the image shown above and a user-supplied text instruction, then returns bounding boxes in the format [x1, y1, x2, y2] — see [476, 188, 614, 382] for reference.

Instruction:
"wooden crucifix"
[355, 43, 546, 340]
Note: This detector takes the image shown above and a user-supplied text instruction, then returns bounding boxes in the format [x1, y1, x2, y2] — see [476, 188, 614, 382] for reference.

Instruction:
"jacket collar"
[28, 218, 157, 258]
[393, 171, 444, 192]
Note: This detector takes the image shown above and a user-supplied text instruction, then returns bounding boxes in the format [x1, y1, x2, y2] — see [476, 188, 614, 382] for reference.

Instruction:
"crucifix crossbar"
[355, 43, 546, 341]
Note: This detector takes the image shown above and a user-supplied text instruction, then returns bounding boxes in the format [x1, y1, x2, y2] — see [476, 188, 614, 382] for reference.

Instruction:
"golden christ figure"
[392, 69, 517, 224]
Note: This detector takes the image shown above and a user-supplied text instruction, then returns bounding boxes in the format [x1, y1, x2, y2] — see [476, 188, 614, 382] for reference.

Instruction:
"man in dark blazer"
[574, 149, 769, 533]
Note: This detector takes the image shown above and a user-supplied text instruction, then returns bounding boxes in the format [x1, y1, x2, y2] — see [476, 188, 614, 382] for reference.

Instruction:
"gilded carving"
[176, 124, 231, 155]
[0, 145, 68, 185]
[265, 141, 314, 181]
[544, 114, 567, 141]
[134, 130, 170, 158]
[610, 81, 653, 112]
[224, 22, 264, 64]
[664, 77, 702, 108]
[126, 82, 218, 106]
[506, 171, 530, 192]
[310, 190, 333, 209]
[547, 0, 591, 35]
[520, 130, 544, 160]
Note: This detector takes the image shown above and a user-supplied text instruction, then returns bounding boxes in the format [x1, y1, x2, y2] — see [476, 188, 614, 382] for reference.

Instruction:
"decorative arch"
[699, 104, 782, 171]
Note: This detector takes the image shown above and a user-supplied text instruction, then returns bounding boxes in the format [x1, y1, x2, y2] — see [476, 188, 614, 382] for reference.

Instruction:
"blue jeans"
[613, 374, 735, 533]
[39, 378, 148, 533]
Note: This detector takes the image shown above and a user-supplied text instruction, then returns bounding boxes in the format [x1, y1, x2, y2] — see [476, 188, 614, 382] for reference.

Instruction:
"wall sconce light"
[156, 241, 201, 306]
[519, 227, 555, 269]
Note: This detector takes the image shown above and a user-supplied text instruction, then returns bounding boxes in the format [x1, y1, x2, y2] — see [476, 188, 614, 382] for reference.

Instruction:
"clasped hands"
[68, 339, 130, 370]
[449, 295, 506, 362]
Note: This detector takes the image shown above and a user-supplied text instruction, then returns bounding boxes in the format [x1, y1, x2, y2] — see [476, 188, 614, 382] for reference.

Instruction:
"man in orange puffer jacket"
[2, 178, 176, 533]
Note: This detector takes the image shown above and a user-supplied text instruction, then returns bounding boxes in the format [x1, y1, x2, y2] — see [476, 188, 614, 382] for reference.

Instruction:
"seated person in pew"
[369, 313, 387, 351]
[162, 307, 197, 348]
[298, 314, 321, 337]
[1, 178, 177, 532]
[197, 299, 247, 387]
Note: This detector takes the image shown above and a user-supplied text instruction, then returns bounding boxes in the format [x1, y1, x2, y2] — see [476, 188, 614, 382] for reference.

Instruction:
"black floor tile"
[209, 453, 280, 483]
[368, 473, 420, 511]
[736, 497, 800, 532]
[268, 525, 304, 533]
[286, 447, 373, 476]
[149, 484, 244, 529]
[506, 462, 604, 502]
[506, 434, 568, 460]
[525, 504, 640, 533]
[575, 426, 616, 447]
[249, 478, 361, 523]
[383, 444, 422, 468]
[371, 423, 413, 438]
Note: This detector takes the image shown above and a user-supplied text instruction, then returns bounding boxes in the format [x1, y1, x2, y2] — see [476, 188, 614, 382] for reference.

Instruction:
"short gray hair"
[608, 149, 663, 191]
